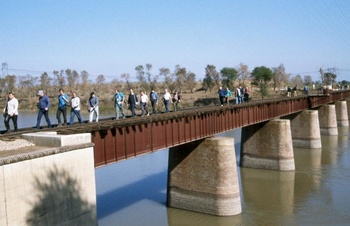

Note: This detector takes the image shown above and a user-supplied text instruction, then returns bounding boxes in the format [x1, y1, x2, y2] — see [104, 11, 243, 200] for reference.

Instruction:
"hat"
[37, 90, 44, 95]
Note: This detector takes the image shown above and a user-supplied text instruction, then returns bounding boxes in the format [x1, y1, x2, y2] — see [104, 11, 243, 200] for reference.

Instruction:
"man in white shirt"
[3, 92, 19, 132]
[69, 92, 82, 125]
[163, 88, 171, 113]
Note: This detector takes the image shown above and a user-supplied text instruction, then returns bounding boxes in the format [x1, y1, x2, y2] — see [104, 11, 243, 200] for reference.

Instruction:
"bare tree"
[205, 65, 220, 88]
[272, 64, 288, 91]
[237, 63, 250, 85]
[53, 70, 66, 88]
[174, 65, 186, 92]
[185, 72, 196, 93]
[40, 72, 52, 95]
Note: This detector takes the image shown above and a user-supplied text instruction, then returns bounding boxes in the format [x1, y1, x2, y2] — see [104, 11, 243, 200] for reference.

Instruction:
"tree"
[145, 63, 158, 91]
[303, 75, 313, 86]
[135, 65, 148, 91]
[174, 65, 186, 92]
[96, 74, 105, 84]
[202, 73, 214, 92]
[205, 65, 220, 88]
[185, 72, 196, 93]
[290, 75, 304, 88]
[80, 70, 89, 93]
[251, 66, 273, 99]
[237, 63, 250, 85]
[159, 67, 175, 92]
[40, 72, 52, 93]
[220, 67, 238, 89]
[18, 75, 38, 96]
[320, 67, 337, 87]
[3, 75, 16, 93]
[53, 70, 66, 87]
[272, 64, 289, 91]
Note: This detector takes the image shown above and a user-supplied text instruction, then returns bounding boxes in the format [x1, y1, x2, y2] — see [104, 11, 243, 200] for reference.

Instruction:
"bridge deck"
[1, 91, 349, 167]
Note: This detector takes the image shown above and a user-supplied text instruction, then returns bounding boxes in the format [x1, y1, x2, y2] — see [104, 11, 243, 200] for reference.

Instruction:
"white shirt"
[7, 98, 19, 115]
[141, 94, 149, 103]
[163, 92, 171, 101]
[71, 97, 80, 110]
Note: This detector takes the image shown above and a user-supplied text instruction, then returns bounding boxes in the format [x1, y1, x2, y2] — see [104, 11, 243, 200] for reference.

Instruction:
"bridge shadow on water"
[96, 169, 168, 219]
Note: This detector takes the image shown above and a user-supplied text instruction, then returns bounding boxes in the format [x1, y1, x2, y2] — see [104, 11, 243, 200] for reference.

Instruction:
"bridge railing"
[90, 90, 350, 167]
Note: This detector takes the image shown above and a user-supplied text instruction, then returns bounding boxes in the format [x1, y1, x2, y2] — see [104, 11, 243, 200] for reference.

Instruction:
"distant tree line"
[0, 63, 348, 103]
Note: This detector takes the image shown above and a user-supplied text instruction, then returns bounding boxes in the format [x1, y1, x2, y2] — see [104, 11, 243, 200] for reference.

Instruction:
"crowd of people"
[218, 86, 250, 106]
[2, 88, 183, 132]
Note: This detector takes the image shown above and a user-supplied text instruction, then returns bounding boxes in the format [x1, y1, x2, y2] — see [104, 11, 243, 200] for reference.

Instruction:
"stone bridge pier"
[167, 137, 241, 216]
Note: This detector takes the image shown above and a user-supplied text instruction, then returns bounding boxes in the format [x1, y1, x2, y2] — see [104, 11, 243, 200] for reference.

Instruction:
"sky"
[1, 0, 349, 82]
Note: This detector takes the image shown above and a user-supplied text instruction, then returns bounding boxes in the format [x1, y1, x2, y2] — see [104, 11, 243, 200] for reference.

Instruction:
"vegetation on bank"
[1, 63, 349, 113]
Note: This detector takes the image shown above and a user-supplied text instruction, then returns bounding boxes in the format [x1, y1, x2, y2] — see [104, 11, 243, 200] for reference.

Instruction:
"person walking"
[56, 88, 69, 127]
[36, 90, 51, 129]
[172, 90, 181, 111]
[225, 87, 232, 105]
[140, 91, 149, 116]
[3, 92, 18, 132]
[128, 89, 138, 117]
[69, 92, 82, 125]
[115, 89, 125, 119]
[149, 90, 158, 114]
[235, 87, 241, 104]
[88, 92, 99, 122]
[218, 87, 226, 106]
[244, 87, 250, 102]
[163, 88, 171, 113]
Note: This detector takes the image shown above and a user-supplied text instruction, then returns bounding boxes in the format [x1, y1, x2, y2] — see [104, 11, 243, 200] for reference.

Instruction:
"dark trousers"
[151, 100, 157, 114]
[130, 105, 136, 117]
[219, 96, 225, 105]
[4, 114, 18, 131]
[36, 109, 51, 129]
[56, 106, 67, 124]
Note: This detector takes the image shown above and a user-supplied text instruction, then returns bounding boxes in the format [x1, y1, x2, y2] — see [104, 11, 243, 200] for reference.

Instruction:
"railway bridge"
[1, 90, 350, 225]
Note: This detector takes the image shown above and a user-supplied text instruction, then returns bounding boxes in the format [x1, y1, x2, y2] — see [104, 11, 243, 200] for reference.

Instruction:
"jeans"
[70, 109, 82, 125]
[116, 104, 125, 119]
[56, 106, 67, 124]
[36, 108, 51, 129]
[164, 100, 170, 113]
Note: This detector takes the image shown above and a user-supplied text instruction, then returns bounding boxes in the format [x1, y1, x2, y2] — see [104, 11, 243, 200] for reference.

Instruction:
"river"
[9, 112, 350, 225]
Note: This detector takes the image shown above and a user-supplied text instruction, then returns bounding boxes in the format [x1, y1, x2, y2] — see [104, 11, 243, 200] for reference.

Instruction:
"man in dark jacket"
[128, 89, 138, 117]
[36, 90, 51, 129]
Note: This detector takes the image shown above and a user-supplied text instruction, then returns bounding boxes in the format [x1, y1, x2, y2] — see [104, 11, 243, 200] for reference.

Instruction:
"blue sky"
[1, 0, 349, 82]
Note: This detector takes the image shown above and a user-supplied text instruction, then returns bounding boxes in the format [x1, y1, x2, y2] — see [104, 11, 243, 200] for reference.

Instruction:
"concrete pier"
[335, 100, 349, 127]
[240, 119, 295, 171]
[0, 132, 97, 226]
[167, 137, 241, 216]
[318, 104, 338, 135]
[283, 110, 322, 149]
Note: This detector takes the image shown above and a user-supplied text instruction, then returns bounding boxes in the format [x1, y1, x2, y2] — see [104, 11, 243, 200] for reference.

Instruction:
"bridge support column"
[335, 100, 349, 127]
[318, 105, 338, 135]
[283, 110, 322, 149]
[240, 119, 295, 171]
[167, 137, 241, 216]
